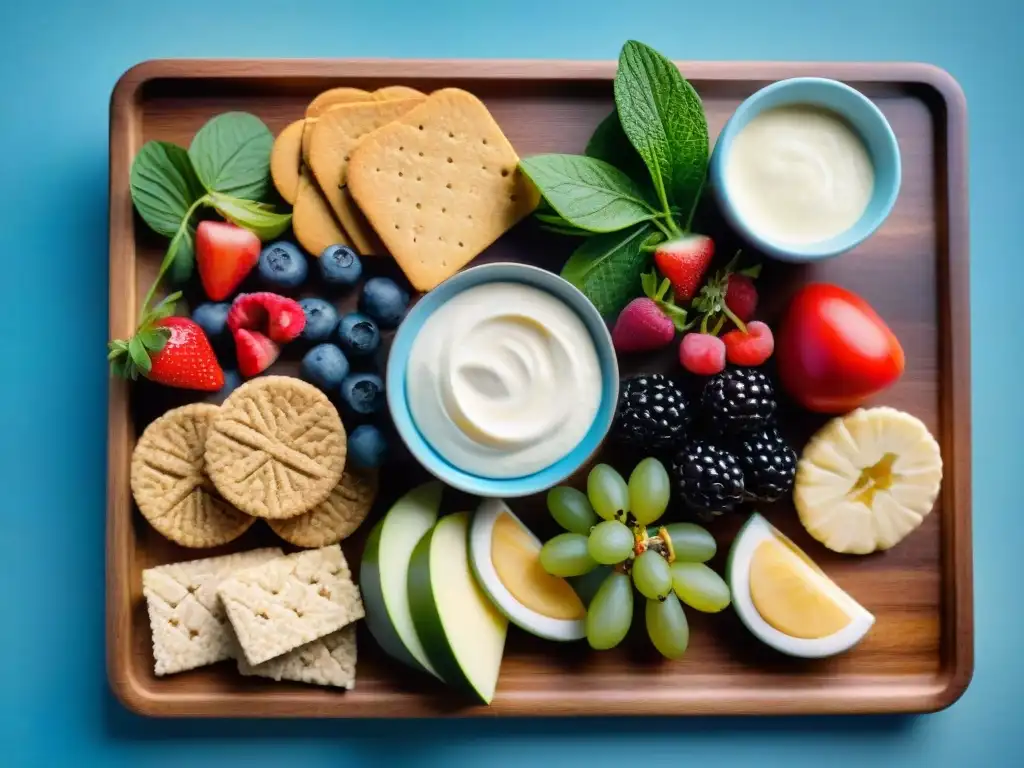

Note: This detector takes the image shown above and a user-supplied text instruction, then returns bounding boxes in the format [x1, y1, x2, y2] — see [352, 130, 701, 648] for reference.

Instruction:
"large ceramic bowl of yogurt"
[709, 77, 901, 262]
[387, 262, 618, 497]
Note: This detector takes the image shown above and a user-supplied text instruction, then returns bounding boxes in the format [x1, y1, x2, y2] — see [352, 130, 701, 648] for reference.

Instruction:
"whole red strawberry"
[653, 234, 715, 301]
[611, 272, 690, 353]
[196, 221, 261, 301]
[725, 274, 758, 323]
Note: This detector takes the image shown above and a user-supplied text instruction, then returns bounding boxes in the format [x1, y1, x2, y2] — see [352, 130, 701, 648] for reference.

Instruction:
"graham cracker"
[269, 468, 378, 548]
[237, 624, 357, 689]
[373, 86, 425, 101]
[302, 87, 372, 163]
[143, 548, 282, 676]
[270, 119, 304, 205]
[204, 376, 347, 520]
[218, 545, 365, 666]
[292, 168, 352, 257]
[307, 97, 425, 255]
[347, 88, 540, 291]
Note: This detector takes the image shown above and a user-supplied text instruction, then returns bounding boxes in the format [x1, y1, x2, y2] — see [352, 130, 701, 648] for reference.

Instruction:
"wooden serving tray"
[107, 58, 972, 717]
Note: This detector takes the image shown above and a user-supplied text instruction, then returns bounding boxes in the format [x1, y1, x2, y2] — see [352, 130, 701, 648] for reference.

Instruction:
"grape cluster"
[540, 458, 731, 659]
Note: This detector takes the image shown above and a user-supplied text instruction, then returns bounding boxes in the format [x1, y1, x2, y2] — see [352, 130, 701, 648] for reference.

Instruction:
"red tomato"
[776, 283, 905, 413]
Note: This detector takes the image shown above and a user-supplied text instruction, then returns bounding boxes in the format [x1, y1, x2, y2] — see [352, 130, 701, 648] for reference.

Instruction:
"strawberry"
[679, 333, 726, 376]
[196, 221, 261, 301]
[228, 292, 306, 343]
[725, 274, 758, 323]
[653, 234, 715, 301]
[108, 293, 224, 391]
[611, 272, 690, 353]
[723, 320, 774, 366]
[233, 328, 280, 378]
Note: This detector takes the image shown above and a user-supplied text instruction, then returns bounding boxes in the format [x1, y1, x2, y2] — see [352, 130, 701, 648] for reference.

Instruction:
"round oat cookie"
[269, 467, 379, 548]
[130, 403, 254, 548]
[205, 376, 347, 520]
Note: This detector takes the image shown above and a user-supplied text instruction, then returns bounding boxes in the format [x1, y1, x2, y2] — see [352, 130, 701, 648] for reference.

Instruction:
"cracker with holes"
[308, 97, 425, 255]
[142, 548, 283, 676]
[131, 403, 254, 548]
[301, 87, 372, 162]
[347, 88, 540, 291]
[237, 624, 357, 689]
[204, 376, 347, 520]
[218, 544, 364, 666]
[292, 168, 353, 256]
[268, 467, 378, 548]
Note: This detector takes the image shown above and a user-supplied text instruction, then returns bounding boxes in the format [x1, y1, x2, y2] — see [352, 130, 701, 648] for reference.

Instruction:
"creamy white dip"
[725, 105, 875, 245]
[406, 282, 602, 478]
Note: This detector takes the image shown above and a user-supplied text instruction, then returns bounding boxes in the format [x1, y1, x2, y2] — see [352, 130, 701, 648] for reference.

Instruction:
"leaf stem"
[651, 217, 673, 238]
[139, 194, 209, 317]
[682, 178, 705, 232]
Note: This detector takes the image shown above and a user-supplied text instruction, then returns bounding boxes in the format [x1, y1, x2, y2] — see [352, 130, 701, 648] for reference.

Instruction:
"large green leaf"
[585, 110, 649, 183]
[129, 141, 205, 238]
[189, 112, 274, 200]
[561, 222, 657, 316]
[209, 191, 292, 241]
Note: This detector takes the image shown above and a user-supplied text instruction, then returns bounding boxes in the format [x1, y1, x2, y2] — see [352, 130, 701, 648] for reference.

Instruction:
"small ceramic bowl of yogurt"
[709, 77, 901, 262]
[387, 262, 618, 497]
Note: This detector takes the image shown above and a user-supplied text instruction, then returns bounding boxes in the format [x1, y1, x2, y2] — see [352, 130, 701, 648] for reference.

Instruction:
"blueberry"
[319, 244, 363, 288]
[300, 344, 350, 393]
[339, 372, 385, 415]
[258, 241, 308, 290]
[191, 302, 231, 342]
[337, 312, 380, 357]
[299, 298, 339, 342]
[359, 277, 409, 329]
[348, 424, 388, 469]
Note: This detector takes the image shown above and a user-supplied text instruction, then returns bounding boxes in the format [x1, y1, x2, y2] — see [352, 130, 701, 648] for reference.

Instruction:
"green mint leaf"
[189, 112, 274, 200]
[129, 141, 205, 238]
[209, 191, 292, 241]
[127, 335, 152, 374]
[585, 110, 649, 182]
[519, 154, 658, 233]
[561, 222, 654, 316]
[614, 41, 709, 218]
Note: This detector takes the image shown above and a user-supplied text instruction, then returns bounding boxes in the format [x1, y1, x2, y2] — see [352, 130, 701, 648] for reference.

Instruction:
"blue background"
[1, 0, 1019, 765]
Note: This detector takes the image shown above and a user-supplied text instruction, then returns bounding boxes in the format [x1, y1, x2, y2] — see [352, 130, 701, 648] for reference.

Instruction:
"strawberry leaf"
[128, 336, 152, 374]
[139, 328, 169, 352]
[739, 263, 761, 278]
[640, 271, 659, 298]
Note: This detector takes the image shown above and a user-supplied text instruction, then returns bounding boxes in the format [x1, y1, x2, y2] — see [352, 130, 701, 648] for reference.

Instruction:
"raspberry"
[723, 321, 775, 366]
[679, 333, 726, 376]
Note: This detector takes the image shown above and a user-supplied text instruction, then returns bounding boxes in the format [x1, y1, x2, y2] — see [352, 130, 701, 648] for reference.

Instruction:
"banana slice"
[794, 407, 942, 554]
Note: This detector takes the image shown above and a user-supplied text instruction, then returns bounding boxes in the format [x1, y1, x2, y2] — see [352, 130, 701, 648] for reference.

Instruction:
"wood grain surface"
[107, 59, 972, 717]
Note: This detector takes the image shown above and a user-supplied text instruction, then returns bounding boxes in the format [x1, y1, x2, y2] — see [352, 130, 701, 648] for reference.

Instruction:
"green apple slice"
[408, 512, 509, 704]
[359, 481, 442, 677]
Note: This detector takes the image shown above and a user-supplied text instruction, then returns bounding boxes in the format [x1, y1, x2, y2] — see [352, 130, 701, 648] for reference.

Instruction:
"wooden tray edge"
[105, 59, 974, 718]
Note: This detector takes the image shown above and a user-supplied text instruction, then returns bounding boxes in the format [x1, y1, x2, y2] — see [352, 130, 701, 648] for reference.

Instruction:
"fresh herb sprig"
[519, 41, 710, 317]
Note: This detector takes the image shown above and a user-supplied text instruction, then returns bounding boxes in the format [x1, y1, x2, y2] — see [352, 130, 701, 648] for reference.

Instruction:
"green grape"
[539, 533, 597, 577]
[671, 561, 731, 613]
[631, 549, 672, 600]
[628, 457, 671, 526]
[587, 520, 635, 565]
[655, 523, 717, 563]
[587, 463, 629, 522]
[645, 592, 690, 659]
[568, 565, 611, 608]
[586, 571, 633, 650]
[547, 486, 599, 535]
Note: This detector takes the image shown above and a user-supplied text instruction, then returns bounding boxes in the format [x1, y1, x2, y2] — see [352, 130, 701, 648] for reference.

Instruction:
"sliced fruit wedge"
[728, 513, 874, 658]
[795, 407, 943, 554]
[469, 499, 586, 642]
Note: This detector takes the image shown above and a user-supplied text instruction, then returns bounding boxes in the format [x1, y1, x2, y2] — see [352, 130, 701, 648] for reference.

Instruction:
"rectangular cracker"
[347, 88, 540, 291]
[142, 548, 283, 676]
[237, 624, 357, 689]
[307, 97, 425, 255]
[218, 544, 364, 666]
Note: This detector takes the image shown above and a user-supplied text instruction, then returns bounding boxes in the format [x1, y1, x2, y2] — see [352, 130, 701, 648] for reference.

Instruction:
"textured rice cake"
[347, 88, 539, 291]
[308, 97, 425, 255]
[143, 548, 283, 676]
[205, 376, 347, 520]
[130, 403, 253, 548]
[218, 544, 365, 665]
[269, 468, 378, 548]
[238, 624, 357, 689]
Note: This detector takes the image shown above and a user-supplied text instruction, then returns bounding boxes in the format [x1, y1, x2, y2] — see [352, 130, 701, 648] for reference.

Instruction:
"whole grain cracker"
[237, 624, 357, 689]
[268, 467, 378, 548]
[292, 168, 352, 257]
[308, 97, 425, 255]
[270, 119, 304, 204]
[218, 544, 365, 666]
[131, 403, 254, 548]
[302, 87, 372, 162]
[204, 376, 347, 520]
[373, 85, 426, 100]
[143, 548, 282, 676]
[348, 88, 540, 291]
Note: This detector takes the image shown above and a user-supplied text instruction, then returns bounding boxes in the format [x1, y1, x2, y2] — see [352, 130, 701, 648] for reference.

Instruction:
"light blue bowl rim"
[386, 262, 619, 498]
[710, 76, 901, 262]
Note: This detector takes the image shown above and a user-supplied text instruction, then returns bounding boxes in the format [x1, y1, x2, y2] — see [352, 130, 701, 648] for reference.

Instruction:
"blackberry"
[671, 440, 745, 518]
[702, 367, 777, 435]
[733, 426, 797, 503]
[612, 374, 691, 453]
